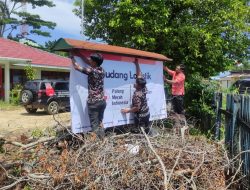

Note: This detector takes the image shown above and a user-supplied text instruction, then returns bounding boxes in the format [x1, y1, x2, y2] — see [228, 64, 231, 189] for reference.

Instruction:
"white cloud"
[28, 0, 81, 36]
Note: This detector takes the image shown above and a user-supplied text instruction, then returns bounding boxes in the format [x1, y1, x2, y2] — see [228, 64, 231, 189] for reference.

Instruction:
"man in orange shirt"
[164, 64, 185, 114]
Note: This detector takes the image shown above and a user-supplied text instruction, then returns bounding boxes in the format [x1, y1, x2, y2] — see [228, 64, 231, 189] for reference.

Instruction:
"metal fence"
[214, 93, 250, 189]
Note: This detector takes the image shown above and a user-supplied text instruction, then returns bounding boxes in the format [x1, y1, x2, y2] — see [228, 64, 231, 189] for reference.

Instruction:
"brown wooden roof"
[52, 38, 172, 61]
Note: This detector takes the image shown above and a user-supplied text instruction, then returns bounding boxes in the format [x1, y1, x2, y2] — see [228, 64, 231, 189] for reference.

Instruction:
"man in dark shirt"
[70, 51, 106, 138]
[121, 58, 150, 134]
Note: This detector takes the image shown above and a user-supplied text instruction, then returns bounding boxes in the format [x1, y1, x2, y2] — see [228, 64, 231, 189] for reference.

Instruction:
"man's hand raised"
[133, 58, 139, 65]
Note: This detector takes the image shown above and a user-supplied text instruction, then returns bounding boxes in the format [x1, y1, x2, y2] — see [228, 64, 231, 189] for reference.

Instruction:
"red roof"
[0, 38, 71, 67]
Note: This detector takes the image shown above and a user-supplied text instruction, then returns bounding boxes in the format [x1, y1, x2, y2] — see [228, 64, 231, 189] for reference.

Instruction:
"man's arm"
[121, 106, 139, 113]
[164, 74, 185, 84]
[70, 55, 92, 75]
[134, 58, 143, 78]
[121, 95, 141, 113]
[163, 65, 175, 76]
[79, 54, 91, 66]
[164, 78, 175, 84]
[163, 73, 175, 84]
[70, 50, 92, 66]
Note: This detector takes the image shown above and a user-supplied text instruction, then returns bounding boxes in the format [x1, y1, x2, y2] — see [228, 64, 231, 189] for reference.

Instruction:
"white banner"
[70, 57, 167, 134]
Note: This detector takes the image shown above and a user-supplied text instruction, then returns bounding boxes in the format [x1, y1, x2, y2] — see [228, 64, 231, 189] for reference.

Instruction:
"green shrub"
[185, 74, 219, 132]
[25, 63, 36, 80]
[10, 84, 23, 105]
[31, 128, 44, 138]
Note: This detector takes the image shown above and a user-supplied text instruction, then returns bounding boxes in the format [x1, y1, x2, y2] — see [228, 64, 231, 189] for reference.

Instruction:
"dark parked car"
[20, 80, 70, 114]
[232, 78, 250, 94]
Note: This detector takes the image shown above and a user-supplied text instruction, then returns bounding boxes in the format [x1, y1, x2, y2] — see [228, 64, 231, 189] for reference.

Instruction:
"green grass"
[0, 100, 22, 111]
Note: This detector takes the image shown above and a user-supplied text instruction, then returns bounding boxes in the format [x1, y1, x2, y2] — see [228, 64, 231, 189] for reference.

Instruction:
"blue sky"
[3, 0, 104, 45]
[27, 0, 83, 45]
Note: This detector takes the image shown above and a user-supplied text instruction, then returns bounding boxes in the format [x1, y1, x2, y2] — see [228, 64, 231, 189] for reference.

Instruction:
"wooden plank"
[220, 109, 250, 130]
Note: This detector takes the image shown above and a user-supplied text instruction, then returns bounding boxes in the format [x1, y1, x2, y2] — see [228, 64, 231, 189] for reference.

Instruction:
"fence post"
[214, 92, 222, 140]
[230, 95, 241, 157]
[240, 96, 250, 188]
[225, 94, 232, 146]
[222, 94, 250, 188]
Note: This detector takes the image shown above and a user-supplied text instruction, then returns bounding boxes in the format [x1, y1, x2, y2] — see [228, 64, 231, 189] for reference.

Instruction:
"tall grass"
[0, 100, 21, 111]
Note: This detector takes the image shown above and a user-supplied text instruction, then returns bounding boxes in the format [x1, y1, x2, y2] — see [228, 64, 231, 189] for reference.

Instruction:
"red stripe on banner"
[137, 58, 157, 64]
[72, 50, 157, 65]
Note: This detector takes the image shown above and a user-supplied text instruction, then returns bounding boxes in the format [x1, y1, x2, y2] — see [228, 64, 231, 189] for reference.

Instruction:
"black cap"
[90, 53, 103, 66]
[179, 64, 185, 71]
[136, 78, 146, 87]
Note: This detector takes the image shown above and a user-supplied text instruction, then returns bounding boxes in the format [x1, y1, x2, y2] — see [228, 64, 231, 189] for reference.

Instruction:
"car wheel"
[21, 90, 33, 105]
[46, 101, 59, 115]
[24, 107, 38, 113]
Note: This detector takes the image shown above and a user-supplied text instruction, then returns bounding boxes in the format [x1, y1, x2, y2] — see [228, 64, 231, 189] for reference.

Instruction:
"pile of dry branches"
[0, 123, 234, 190]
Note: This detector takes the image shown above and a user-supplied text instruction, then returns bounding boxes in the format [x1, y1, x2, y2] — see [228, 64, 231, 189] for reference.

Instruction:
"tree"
[43, 39, 68, 57]
[44, 39, 58, 51]
[73, 0, 249, 78]
[0, 0, 56, 39]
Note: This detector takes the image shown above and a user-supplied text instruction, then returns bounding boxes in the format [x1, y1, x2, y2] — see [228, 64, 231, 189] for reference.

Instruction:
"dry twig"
[0, 118, 244, 190]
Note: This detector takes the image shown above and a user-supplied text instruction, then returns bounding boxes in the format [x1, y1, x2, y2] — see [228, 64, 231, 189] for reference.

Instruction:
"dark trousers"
[87, 100, 106, 137]
[172, 95, 184, 114]
[134, 114, 150, 134]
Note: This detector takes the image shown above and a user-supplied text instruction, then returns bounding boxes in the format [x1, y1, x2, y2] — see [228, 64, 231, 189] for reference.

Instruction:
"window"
[233, 79, 250, 94]
[40, 83, 46, 90]
[40, 82, 52, 90]
[25, 82, 39, 90]
[54, 82, 69, 91]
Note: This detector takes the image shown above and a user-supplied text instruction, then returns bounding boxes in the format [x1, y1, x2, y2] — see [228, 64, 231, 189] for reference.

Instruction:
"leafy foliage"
[0, 0, 56, 40]
[44, 39, 58, 51]
[31, 128, 44, 138]
[73, 0, 249, 78]
[186, 74, 218, 113]
[9, 83, 22, 105]
[185, 74, 219, 130]
[24, 63, 36, 80]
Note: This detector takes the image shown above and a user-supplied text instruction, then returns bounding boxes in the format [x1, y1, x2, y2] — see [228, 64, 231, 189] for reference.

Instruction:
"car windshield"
[54, 82, 69, 91]
[24, 82, 40, 90]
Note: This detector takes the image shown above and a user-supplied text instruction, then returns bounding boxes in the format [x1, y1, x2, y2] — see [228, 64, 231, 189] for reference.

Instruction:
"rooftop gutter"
[0, 57, 32, 63]
[13, 63, 70, 70]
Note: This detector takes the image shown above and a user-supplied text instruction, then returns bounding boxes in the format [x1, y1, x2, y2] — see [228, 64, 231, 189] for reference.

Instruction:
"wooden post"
[231, 95, 241, 158]
[215, 92, 222, 140]
[4, 63, 10, 102]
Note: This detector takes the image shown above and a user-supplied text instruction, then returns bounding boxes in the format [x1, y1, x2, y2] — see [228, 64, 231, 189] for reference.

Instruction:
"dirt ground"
[0, 108, 70, 138]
